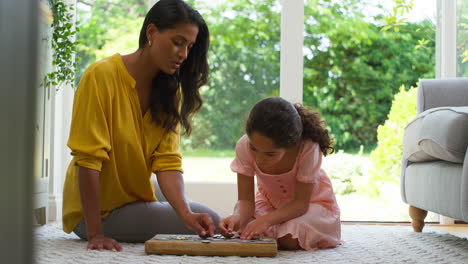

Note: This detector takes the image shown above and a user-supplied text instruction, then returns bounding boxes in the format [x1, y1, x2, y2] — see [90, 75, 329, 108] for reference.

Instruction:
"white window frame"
[436, 0, 457, 79]
[436, 0, 457, 224]
[280, 0, 304, 103]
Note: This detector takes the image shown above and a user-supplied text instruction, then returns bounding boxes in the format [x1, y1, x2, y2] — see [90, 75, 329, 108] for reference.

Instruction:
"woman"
[62, 0, 219, 252]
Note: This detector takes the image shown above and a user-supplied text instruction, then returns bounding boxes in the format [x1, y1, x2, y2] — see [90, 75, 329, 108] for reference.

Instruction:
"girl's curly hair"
[245, 97, 334, 156]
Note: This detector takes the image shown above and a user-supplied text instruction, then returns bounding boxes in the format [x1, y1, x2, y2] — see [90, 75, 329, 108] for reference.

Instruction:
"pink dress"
[230, 135, 341, 250]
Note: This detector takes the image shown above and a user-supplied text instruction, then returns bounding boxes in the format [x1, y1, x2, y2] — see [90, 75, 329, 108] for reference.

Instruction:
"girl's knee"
[277, 234, 302, 250]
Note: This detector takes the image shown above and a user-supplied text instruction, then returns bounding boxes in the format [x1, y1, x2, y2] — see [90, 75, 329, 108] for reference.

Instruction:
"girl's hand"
[240, 217, 271, 240]
[182, 212, 215, 237]
[87, 234, 122, 252]
[219, 214, 254, 238]
[219, 214, 241, 237]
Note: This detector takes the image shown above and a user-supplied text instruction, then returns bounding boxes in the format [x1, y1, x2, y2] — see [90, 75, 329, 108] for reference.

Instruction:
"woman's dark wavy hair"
[138, 0, 209, 135]
[245, 97, 335, 156]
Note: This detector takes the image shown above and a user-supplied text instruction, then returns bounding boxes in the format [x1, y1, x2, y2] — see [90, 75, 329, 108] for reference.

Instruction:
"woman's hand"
[155, 172, 215, 237]
[239, 216, 271, 240]
[182, 212, 215, 237]
[87, 234, 122, 252]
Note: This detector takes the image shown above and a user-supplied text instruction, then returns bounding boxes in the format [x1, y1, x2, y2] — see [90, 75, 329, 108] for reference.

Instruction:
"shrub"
[367, 85, 417, 196]
[323, 148, 370, 196]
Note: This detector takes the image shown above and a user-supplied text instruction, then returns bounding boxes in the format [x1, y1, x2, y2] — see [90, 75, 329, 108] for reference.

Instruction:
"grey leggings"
[73, 179, 221, 243]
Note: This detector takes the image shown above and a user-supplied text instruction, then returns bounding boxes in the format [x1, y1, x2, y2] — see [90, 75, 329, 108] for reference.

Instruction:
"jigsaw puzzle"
[145, 234, 278, 257]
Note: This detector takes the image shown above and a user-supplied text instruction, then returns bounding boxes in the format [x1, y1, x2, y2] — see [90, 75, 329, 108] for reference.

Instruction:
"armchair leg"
[409, 206, 428, 232]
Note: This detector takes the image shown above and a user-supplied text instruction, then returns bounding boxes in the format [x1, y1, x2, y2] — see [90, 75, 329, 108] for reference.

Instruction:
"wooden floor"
[342, 222, 468, 239]
[429, 224, 468, 239]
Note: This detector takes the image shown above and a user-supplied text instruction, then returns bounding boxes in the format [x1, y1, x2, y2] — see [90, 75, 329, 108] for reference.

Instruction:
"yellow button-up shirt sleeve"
[67, 65, 112, 172]
[151, 126, 184, 173]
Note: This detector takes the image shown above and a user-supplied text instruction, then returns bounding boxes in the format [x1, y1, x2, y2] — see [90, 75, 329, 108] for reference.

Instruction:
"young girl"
[219, 97, 341, 250]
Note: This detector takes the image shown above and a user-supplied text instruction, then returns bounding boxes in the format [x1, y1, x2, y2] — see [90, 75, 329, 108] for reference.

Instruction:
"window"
[181, 0, 281, 183]
[302, 0, 437, 221]
[457, 0, 468, 77]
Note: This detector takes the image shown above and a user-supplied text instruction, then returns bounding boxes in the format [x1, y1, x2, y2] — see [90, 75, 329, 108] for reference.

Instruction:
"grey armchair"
[401, 78, 468, 232]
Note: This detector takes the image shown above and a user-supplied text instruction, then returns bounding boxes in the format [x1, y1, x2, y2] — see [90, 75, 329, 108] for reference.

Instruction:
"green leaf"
[381, 25, 392, 32]
[44, 0, 78, 90]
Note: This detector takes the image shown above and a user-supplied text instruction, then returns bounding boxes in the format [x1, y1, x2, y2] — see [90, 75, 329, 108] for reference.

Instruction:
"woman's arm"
[78, 166, 102, 238]
[78, 166, 121, 251]
[156, 170, 214, 237]
[155, 170, 192, 216]
[240, 181, 313, 240]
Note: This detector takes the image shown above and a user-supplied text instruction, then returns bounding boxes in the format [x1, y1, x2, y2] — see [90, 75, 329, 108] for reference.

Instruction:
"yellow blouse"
[62, 54, 183, 233]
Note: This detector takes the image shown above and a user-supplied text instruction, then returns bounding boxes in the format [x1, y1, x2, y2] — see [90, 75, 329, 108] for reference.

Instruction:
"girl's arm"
[233, 173, 255, 216]
[219, 174, 255, 236]
[263, 181, 313, 224]
[240, 180, 313, 240]
[156, 171, 215, 237]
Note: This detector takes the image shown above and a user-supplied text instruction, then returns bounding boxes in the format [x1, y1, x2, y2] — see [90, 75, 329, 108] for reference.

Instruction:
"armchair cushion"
[403, 107, 468, 163]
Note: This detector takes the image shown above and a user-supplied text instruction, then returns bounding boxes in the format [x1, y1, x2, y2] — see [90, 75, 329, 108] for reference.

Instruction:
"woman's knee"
[72, 220, 87, 240]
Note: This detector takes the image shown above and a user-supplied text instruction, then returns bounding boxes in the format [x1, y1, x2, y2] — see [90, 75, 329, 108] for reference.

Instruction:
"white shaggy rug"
[34, 222, 468, 264]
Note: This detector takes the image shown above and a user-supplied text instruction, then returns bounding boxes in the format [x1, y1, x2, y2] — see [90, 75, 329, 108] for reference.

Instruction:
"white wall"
[48, 0, 76, 222]
[185, 182, 238, 217]
[48, 84, 74, 221]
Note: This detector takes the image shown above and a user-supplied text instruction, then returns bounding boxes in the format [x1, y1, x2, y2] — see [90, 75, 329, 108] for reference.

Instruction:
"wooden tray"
[145, 234, 278, 257]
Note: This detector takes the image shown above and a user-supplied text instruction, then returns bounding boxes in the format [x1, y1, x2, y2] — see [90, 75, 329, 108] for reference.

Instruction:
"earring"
[148, 40, 152, 47]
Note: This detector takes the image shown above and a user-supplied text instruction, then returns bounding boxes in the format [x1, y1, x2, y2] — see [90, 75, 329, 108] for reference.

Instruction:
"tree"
[182, 0, 281, 149]
[302, 0, 435, 150]
[383, 0, 467, 77]
[75, 0, 146, 84]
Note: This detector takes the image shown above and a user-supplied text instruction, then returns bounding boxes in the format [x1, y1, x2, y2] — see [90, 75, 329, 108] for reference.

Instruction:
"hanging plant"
[42, 0, 80, 90]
